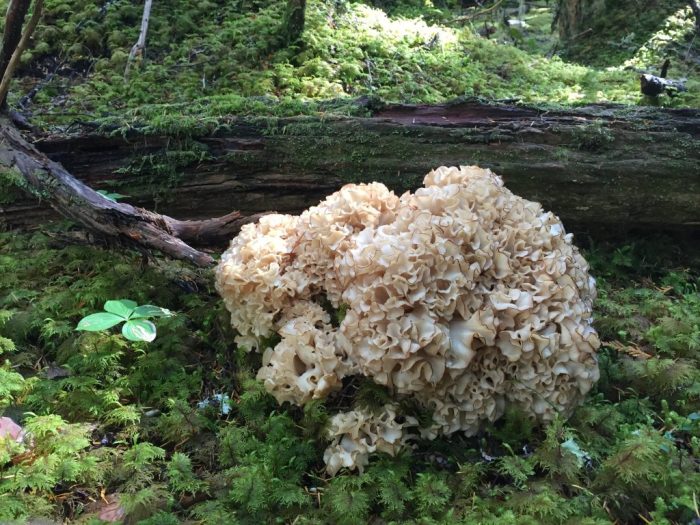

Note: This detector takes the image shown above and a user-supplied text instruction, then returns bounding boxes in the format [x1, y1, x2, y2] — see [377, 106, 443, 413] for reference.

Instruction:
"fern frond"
[325, 476, 371, 525]
[167, 452, 207, 495]
[497, 454, 535, 489]
[412, 472, 452, 516]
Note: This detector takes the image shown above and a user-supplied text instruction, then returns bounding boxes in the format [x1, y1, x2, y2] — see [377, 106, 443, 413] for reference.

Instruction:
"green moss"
[570, 121, 615, 151]
[1, 0, 696, 132]
[0, 228, 699, 523]
[0, 168, 27, 205]
[0, 0, 699, 521]
[558, 0, 690, 66]
[0, 221, 700, 525]
[112, 141, 213, 203]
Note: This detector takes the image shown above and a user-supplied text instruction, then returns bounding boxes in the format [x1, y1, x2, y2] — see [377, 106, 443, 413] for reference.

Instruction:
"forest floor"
[1, 0, 700, 523]
[1, 0, 699, 130]
[1, 229, 699, 524]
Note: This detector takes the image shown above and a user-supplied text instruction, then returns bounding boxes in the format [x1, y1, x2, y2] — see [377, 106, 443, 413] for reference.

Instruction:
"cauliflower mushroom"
[216, 166, 600, 474]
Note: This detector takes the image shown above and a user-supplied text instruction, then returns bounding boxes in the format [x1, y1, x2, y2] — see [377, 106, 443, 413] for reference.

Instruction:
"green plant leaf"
[132, 305, 174, 319]
[97, 190, 128, 202]
[76, 312, 124, 332]
[104, 299, 138, 319]
[122, 319, 157, 342]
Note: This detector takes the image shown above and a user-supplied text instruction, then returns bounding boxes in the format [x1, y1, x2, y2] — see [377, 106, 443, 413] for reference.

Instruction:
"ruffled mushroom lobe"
[216, 166, 600, 474]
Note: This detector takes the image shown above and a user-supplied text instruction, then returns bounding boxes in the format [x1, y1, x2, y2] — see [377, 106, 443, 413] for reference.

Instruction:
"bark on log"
[2, 100, 700, 237]
[0, 117, 263, 265]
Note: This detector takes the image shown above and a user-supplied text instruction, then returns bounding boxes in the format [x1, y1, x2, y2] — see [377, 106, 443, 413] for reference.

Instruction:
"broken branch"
[124, 0, 153, 80]
[0, 118, 261, 267]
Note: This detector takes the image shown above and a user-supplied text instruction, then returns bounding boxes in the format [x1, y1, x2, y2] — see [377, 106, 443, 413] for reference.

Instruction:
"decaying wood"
[5, 99, 698, 236]
[169, 211, 269, 245]
[0, 118, 259, 266]
[640, 74, 686, 97]
[640, 59, 687, 97]
[0, 0, 266, 267]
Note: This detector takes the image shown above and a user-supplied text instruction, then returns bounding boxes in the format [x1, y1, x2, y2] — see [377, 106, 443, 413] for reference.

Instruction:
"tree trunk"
[3, 100, 698, 237]
[0, 0, 32, 108]
[280, 0, 306, 48]
[556, 0, 691, 47]
[0, 0, 43, 109]
[690, 0, 700, 33]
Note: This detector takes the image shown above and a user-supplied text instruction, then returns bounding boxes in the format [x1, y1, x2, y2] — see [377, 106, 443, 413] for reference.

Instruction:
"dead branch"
[0, 118, 262, 266]
[0, 0, 31, 102]
[124, 0, 153, 80]
[640, 60, 687, 97]
[455, 0, 505, 23]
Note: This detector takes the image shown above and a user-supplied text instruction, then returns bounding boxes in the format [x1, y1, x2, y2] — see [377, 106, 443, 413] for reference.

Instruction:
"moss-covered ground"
[1, 227, 699, 524]
[1, 0, 699, 130]
[1, 1, 700, 523]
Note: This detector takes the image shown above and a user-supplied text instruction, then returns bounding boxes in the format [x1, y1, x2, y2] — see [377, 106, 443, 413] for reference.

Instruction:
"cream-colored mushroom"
[323, 405, 415, 476]
[216, 165, 600, 475]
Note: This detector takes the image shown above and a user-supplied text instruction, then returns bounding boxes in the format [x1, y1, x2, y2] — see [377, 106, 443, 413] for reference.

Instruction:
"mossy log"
[2, 100, 700, 238]
[0, 117, 264, 265]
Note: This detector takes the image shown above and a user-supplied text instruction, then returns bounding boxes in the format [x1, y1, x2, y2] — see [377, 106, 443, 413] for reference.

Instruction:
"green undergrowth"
[1, 0, 698, 131]
[0, 227, 699, 524]
[557, 0, 694, 68]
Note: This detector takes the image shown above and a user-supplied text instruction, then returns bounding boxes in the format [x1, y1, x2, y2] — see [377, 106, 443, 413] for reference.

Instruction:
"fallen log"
[2, 100, 700, 238]
[0, 117, 264, 265]
[640, 59, 687, 98]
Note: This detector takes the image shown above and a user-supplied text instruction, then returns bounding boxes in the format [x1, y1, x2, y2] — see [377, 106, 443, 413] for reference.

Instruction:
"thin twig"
[454, 0, 505, 23]
[567, 27, 593, 42]
[124, 0, 153, 81]
[685, 30, 697, 61]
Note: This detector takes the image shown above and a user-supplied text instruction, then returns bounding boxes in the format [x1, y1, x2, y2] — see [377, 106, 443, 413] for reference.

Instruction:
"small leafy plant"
[76, 299, 173, 342]
[96, 189, 128, 202]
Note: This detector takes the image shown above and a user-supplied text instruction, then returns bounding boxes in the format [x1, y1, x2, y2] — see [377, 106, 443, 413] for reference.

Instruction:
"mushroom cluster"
[216, 166, 600, 475]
